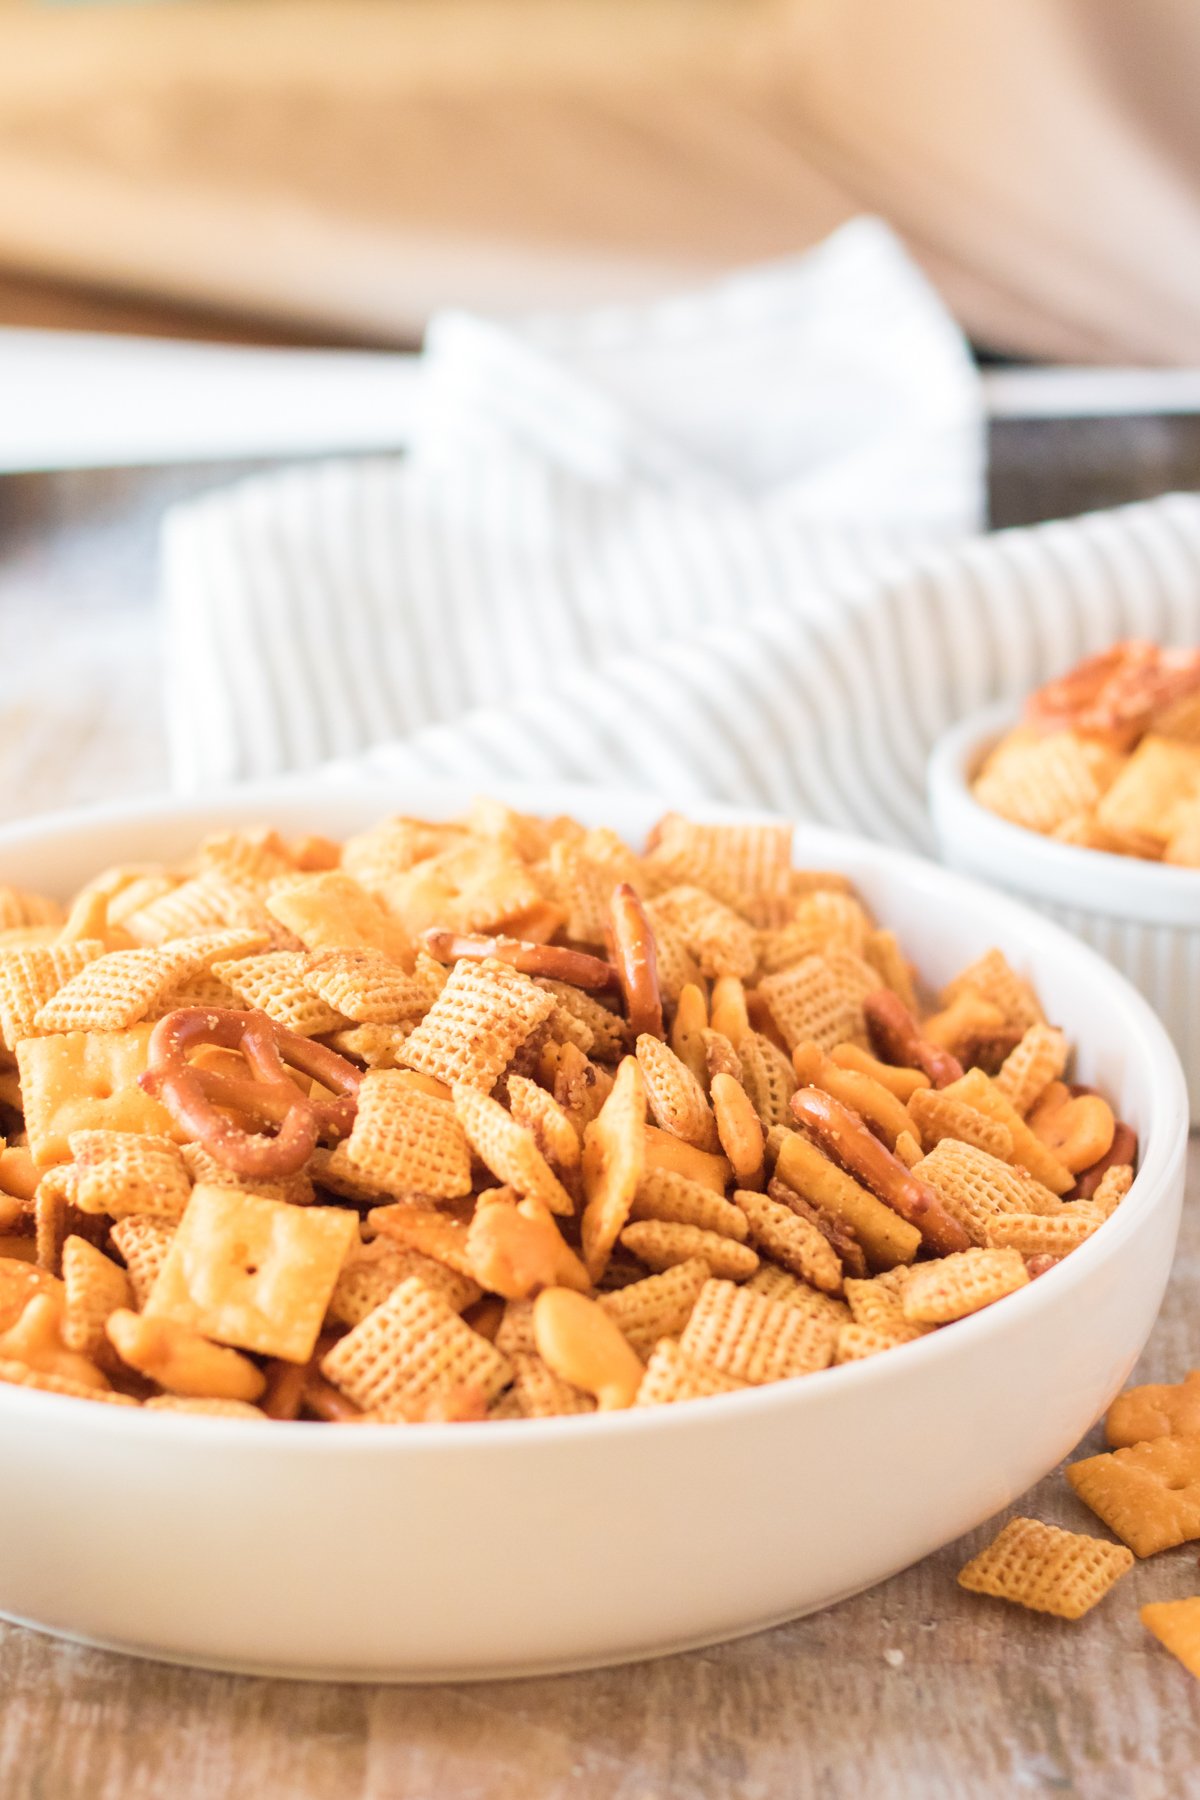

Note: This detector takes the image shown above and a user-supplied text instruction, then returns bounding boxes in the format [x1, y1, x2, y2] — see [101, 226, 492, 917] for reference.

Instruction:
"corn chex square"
[340, 1071, 473, 1199]
[211, 952, 349, 1037]
[452, 1084, 573, 1216]
[320, 1275, 511, 1413]
[33, 943, 209, 1034]
[326, 1241, 480, 1329]
[300, 948, 437, 1025]
[957, 1516, 1132, 1619]
[398, 956, 554, 1091]
[68, 1130, 192, 1219]
[145, 1184, 358, 1363]
[109, 1214, 178, 1308]
[678, 1278, 836, 1384]
[0, 940, 109, 1050]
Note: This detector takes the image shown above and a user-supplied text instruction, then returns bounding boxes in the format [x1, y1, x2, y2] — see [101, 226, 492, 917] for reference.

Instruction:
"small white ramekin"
[929, 701, 1200, 1124]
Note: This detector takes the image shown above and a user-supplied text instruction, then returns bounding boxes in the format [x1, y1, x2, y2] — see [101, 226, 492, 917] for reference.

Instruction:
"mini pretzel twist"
[864, 990, 963, 1089]
[141, 1007, 362, 1179]
[790, 1085, 971, 1256]
[607, 883, 663, 1040]
[421, 929, 617, 991]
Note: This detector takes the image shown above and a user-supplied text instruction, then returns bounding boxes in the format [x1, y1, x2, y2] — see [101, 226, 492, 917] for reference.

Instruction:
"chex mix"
[0, 803, 1138, 1431]
[973, 639, 1200, 863]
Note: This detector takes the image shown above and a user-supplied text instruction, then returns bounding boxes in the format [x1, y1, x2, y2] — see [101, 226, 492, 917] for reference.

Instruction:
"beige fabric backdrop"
[0, 0, 1198, 360]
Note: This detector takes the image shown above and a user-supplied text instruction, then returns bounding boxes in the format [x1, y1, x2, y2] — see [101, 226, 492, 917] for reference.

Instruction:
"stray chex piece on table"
[957, 1516, 1134, 1619]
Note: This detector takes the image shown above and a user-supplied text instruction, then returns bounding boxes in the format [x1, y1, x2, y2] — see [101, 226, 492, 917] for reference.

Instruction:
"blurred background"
[2, 0, 1200, 362]
[5, 0, 1200, 821]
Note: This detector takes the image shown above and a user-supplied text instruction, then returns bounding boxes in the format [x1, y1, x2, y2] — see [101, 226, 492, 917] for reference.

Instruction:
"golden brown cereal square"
[957, 1516, 1133, 1618]
[635, 1034, 719, 1151]
[340, 1072, 472, 1199]
[508, 1351, 596, 1418]
[33, 946, 194, 1033]
[973, 730, 1124, 837]
[758, 955, 863, 1053]
[597, 1258, 709, 1357]
[61, 1235, 132, 1359]
[452, 1085, 573, 1216]
[647, 886, 757, 981]
[109, 1215, 178, 1308]
[68, 1131, 192, 1220]
[145, 1184, 358, 1363]
[301, 949, 438, 1025]
[634, 1338, 749, 1405]
[620, 1218, 758, 1282]
[629, 1168, 748, 1240]
[180, 1142, 314, 1208]
[902, 1248, 1029, 1325]
[398, 957, 554, 1091]
[644, 814, 793, 913]
[326, 1240, 480, 1329]
[0, 887, 64, 934]
[320, 1275, 511, 1413]
[678, 1278, 836, 1384]
[0, 941, 107, 1050]
[211, 952, 349, 1037]
[733, 1188, 842, 1292]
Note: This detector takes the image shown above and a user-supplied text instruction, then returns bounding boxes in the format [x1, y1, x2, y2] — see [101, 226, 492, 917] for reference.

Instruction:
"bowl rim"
[928, 699, 1200, 928]
[0, 771, 1188, 1453]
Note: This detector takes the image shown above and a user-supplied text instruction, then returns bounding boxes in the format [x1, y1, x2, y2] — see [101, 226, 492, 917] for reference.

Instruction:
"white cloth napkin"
[162, 221, 981, 780]
[159, 214, 1200, 847]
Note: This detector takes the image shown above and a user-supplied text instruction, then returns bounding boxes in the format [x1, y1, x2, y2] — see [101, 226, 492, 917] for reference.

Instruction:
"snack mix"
[972, 639, 1200, 863]
[0, 805, 1136, 1426]
[956, 1365, 1200, 1673]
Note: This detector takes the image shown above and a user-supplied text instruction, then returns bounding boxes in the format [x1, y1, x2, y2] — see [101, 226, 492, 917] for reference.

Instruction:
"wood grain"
[0, 452, 1198, 1797]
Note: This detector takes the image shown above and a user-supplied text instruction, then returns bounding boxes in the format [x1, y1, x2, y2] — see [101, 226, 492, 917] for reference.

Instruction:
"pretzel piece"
[790, 1086, 971, 1256]
[608, 884, 663, 1040]
[421, 929, 617, 991]
[864, 990, 963, 1089]
[142, 1006, 361, 1179]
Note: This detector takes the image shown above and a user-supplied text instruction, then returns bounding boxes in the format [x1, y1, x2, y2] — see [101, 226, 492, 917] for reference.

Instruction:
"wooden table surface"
[1, 429, 1198, 1798]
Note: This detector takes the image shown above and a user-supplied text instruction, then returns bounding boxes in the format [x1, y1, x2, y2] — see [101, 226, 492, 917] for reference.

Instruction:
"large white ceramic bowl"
[929, 702, 1200, 1125]
[0, 774, 1189, 1681]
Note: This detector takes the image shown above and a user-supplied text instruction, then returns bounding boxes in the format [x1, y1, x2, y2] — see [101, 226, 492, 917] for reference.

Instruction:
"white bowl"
[0, 774, 1189, 1680]
[929, 701, 1200, 1125]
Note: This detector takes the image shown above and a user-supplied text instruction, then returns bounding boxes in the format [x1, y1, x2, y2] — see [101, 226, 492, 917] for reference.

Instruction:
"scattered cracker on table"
[1066, 1438, 1200, 1557]
[1141, 1598, 1200, 1680]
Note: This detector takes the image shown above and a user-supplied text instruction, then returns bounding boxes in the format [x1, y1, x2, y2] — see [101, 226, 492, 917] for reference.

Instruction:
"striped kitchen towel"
[159, 215, 1200, 848]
